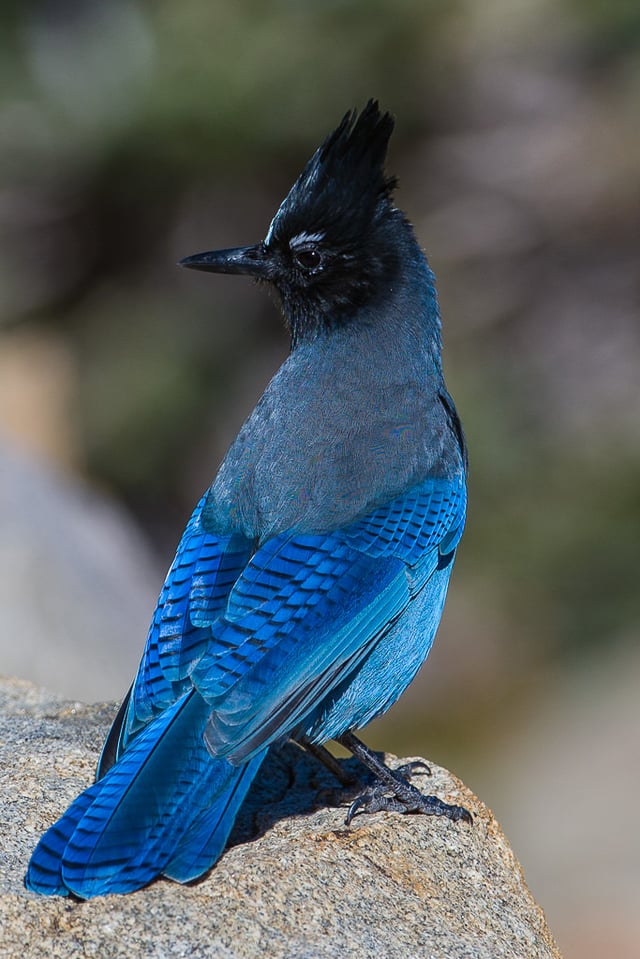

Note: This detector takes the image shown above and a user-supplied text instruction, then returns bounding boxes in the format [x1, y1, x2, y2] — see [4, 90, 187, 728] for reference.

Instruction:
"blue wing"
[99, 495, 252, 769]
[28, 475, 465, 897]
[192, 475, 466, 762]
[103, 476, 464, 770]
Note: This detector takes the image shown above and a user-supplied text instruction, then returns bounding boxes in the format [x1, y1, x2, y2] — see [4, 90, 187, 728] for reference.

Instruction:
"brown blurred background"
[1, 1, 638, 955]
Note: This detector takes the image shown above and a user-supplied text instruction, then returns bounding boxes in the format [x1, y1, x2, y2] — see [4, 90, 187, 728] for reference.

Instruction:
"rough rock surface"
[0, 678, 562, 959]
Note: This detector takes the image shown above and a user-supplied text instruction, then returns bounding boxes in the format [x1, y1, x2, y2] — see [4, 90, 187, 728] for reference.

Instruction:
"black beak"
[178, 244, 271, 279]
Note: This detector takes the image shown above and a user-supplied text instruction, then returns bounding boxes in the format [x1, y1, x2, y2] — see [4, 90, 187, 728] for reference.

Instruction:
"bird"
[25, 100, 470, 899]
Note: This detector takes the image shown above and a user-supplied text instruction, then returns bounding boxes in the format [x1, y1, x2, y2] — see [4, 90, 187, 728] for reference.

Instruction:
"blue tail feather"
[25, 788, 96, 896]
[26, 691, 265, 898]
[163, 750, 265, 882]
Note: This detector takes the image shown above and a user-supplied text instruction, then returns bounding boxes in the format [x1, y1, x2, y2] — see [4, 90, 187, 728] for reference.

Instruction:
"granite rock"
[0, 678, 562, 959]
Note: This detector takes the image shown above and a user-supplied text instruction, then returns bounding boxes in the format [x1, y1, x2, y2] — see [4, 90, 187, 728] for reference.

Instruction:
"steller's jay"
[26, 100, 471, 899]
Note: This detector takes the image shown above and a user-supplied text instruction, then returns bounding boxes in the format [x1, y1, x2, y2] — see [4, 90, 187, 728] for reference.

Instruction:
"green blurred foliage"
[568, 0, 640, 62]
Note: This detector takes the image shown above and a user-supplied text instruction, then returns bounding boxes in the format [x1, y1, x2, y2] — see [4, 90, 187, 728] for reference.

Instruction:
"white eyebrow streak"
[289, 231, 325, 249]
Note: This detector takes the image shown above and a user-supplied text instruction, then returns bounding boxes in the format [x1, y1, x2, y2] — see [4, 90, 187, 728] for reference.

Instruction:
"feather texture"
[26, 101, 468, 898]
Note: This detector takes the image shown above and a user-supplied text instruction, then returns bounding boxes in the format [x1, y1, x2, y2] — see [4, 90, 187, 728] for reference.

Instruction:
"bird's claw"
[394, 759, 431, 779]
[346, 789, 408, 826]
[345, 778, 472, 827]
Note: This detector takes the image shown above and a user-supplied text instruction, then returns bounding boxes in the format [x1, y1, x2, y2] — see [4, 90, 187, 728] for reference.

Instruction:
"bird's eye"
[293, 248, 323, 271]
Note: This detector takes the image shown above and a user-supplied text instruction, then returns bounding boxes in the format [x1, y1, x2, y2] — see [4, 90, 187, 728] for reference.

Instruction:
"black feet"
[394, 759, 432, 779]
[335, 731, 472, 828]
[345, 781, 472, 827]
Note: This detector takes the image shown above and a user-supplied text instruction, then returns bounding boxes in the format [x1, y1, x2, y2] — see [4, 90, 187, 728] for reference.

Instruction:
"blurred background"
[1, 0, 638, 953]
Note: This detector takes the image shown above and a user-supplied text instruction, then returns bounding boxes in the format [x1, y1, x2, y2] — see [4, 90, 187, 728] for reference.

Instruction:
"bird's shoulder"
[205, 328, 464, 541]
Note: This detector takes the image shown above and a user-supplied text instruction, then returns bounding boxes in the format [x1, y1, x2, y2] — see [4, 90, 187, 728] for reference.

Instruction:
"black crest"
[179, 101, 416, 344]
[266, 100, 397, 248]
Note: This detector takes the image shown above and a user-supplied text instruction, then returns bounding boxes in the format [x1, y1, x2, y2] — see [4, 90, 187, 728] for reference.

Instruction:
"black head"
[180, 101, 417, 345]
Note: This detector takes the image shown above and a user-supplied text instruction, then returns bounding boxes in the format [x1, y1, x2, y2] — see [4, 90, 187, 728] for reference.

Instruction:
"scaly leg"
[335, 730, 472, 827]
